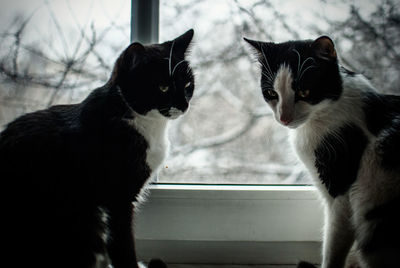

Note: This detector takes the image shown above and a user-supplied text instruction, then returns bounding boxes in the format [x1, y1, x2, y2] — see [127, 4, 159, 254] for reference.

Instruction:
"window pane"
[0, 0, 130, 125]
[158, 0, 394, 184]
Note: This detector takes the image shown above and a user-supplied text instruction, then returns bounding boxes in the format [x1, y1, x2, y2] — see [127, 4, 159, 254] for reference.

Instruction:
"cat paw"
[297, 261, 318, 268]
[148, 258, 167, 268]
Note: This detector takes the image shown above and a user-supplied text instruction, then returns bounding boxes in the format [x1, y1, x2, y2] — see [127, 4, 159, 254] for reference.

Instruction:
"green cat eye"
[298, 89, 310, 98]
[159, 85, 169, 92]
[268, 89, 277, 97]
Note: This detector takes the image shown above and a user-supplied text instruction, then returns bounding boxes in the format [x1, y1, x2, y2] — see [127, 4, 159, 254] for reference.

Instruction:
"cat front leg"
[107, 202, 139, 268]
[321, 196, 355, 268]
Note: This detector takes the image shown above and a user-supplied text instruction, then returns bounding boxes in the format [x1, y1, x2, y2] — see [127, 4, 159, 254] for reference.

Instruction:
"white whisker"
[259, 60, 271, 76]
[262, 71, 273, 80]
[299, 57, 315, 76]
[260, 46, 274, 78]
[293, 49, 301, 77]
[172, 60, 186, 76]
[169, 40, 175, 77]
[299, 65, 316, 81]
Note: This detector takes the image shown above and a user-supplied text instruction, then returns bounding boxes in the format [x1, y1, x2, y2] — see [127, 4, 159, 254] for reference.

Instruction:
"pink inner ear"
[312, 36, 337, 60]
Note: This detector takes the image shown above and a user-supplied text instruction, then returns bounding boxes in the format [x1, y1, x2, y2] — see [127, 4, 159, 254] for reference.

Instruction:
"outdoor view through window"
[1, 0, 398, 184]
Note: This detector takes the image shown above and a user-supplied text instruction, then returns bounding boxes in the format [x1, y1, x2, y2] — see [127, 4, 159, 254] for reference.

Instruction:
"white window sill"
[135, 185, 323, 265]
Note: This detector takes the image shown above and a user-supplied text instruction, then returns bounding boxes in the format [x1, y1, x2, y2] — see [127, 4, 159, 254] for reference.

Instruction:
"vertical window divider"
[131, 0, 159, 44]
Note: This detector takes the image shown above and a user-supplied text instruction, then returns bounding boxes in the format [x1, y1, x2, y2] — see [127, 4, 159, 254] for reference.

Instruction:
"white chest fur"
[289, 80, 368, 202]
[290, 124, 328, 198]
[130, 110, 170, 180]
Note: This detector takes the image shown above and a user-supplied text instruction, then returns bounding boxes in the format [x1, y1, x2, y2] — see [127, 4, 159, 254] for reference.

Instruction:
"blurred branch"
[349, 5, 400, 61]
[172, 112, 264, 156]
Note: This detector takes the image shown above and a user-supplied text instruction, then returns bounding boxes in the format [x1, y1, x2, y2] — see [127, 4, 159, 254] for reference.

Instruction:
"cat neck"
[130, 108, 170, 167]
[131, 109, 170, 134]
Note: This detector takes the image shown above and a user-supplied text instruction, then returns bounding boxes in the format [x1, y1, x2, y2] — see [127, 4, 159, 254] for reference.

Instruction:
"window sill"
[135, 185, 323, 264]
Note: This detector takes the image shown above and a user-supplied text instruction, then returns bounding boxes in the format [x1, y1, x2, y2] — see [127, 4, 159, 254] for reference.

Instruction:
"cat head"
[244, 36, 342, 128]
[111, 29, 195, 119]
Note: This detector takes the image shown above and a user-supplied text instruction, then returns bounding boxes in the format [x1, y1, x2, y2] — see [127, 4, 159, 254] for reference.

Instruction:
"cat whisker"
[168, 40, 176, 77]
[262, 71, 273, 81]
[258, 60, 271, 77]
[172, 60, 186, 77]
[299, 65, 316, 81]
[298, 57, 315, 78]
[260, 46, 274, 78]
[158, 107, 170, 112]
[292, 49, 301, 76]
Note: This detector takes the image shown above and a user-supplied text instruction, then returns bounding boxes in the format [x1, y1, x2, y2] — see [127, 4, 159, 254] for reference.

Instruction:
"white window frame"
[131, 1, 323, 265]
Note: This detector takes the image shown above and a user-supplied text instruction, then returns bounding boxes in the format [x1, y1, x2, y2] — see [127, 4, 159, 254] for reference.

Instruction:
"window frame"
[135, 185, 323, 264]
[131, 0, 323, 265]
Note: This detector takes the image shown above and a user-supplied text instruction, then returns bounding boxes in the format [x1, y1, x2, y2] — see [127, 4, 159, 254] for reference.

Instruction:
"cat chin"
[168, 114, 181, 120]
[283, 119, 308, 129]
[166, 107, 185, 119]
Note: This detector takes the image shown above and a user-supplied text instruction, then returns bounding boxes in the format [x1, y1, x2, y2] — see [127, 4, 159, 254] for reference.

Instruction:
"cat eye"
[298, 89, 310, 98]
[185, 82, 191, 88]
[159, 85, 169, 93]
[266, 89, 277, 98]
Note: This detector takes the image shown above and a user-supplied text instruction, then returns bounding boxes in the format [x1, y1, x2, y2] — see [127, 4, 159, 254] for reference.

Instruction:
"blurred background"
[1, 0, 399, 184]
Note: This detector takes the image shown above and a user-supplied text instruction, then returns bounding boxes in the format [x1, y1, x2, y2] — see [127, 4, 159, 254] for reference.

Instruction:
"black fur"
[314, 124, 368, 197]
[148, 259, 168, 268]
[297, 261, 318, 268]
[1, 29, 194, 268]
[362, 197, 400, 255]
[363, 92, 400, 169]
[362, 92, 400, 135]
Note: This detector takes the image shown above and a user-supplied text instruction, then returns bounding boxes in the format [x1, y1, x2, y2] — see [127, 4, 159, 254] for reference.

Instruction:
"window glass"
[0, 0, 130, 125]
[158, 0, 398, 184]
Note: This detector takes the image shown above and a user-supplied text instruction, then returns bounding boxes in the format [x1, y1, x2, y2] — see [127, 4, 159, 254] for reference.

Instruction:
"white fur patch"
[138, 262, 147, 268]
[290, 72, 368, 201]
[168, 107, 184, 119]
[130, 109, 170, 188]
[273, 65, 296, 125]
[94, 253, 111, 268]
[270, 65, 313, 128]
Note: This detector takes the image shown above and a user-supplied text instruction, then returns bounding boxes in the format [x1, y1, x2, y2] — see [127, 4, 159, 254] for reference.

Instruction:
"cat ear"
[311, 36, 337, 61]
[110, 42, 145, 82]
[243, 37, 261, 51]
[123, 42, 145, 64]
[125, 42, 145, 53]
[243, 38, 273, 62]
[170, 29, 194, 56]
[243, 37, 263, 60]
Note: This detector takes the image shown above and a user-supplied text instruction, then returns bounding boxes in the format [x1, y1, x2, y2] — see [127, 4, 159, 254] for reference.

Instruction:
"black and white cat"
[1, 29, 195, 268]
[245, 36, 400, 267]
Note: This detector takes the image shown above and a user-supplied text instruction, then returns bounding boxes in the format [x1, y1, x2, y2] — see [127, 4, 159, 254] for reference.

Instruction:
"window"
[1, 0, 398, 264]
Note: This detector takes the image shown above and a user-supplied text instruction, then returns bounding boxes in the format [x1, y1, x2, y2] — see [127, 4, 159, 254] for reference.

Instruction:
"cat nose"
[280, 115, 292, 125]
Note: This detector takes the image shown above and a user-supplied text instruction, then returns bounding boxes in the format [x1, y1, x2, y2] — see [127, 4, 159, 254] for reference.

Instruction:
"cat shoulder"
[0, 104, 78, 147]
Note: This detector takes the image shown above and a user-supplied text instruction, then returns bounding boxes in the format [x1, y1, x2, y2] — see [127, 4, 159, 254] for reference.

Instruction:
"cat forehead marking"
[274, 65, 294, 99]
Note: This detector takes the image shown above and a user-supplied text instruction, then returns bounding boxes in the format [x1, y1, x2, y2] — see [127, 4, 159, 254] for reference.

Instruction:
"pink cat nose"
[280, 116, 292, 125]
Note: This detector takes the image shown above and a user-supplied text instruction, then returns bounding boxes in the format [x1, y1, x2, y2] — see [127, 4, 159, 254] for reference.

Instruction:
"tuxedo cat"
[245, 36, 400, 268]
[1, 29, 195, 268]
